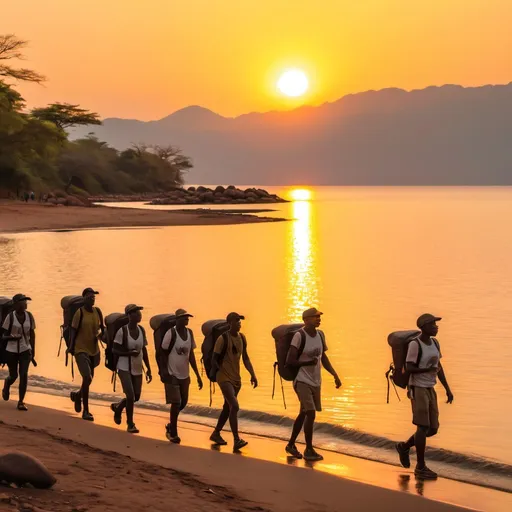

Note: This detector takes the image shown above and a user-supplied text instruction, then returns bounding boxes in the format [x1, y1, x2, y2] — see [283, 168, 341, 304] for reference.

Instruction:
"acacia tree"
[31, 103, 101, 130]
[0, 34, 45, 83]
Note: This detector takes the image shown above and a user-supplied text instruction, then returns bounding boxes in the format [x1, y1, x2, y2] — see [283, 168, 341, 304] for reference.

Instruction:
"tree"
[31, 103, 101, 130]
[0, 34, 45, 83]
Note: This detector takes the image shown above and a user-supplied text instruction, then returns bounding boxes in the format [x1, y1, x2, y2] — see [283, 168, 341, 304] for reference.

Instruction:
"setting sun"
[277, 69, 309, 98]
[290, 188, 312, 201]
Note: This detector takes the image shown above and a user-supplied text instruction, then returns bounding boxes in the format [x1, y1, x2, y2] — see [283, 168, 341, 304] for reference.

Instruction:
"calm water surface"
[1, 187, 511, 466]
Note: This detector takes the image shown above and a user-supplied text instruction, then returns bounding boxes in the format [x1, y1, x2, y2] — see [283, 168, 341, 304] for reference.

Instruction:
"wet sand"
[0, 202, 286, 234]
[2, 394, 509, 512]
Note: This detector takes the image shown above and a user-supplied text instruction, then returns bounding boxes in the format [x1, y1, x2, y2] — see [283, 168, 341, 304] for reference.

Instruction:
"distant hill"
[71, 83, 512, 185]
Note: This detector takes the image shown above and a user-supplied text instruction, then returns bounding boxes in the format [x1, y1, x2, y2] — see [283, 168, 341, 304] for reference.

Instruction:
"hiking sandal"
[17, 401, 28, 411]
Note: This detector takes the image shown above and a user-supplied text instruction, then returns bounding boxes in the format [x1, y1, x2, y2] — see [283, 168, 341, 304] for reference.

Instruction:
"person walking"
[67, 288, 104, 421]
[1, 294, 36, 411]
[110, 304, 152, 433]
[209, 313, 258, 452]
[285, 308, 342, 461]
[396, 314, 454, 480]
[161, 309, 203, 443]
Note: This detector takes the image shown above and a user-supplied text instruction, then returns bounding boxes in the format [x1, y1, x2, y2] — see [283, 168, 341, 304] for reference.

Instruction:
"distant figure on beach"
[30, 191, 35, 201]
[67, 288, 104, 421]
[161, 309, 203, 443]
[23, 191, 29, 203]
[1, 294, 36, 411]
[209, 312, 258, 451]
[285, 308, 341, 461]
[396, 314, 454, 480]
[110, 304, 152, 434]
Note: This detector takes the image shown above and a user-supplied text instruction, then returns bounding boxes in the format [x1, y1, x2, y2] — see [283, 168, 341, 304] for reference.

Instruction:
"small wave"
[3, 370, 511, 480]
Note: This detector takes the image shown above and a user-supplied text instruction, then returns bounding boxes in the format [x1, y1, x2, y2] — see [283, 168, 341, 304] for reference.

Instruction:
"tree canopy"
[0, 34, 193, 197]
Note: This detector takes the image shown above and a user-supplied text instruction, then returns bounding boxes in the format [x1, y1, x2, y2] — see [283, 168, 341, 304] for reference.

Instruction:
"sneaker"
[233, 438, 248, 452]
[396, 442, 411, 468]
[303, 448, 324, 462]
[210, 431, 228, 446]
[70, 391, 82, 413]
[415, 466, 438, 480]
[168, 435, 181, 444]
[82, 411, 94, 422]
[111, 403, 122, 425]
[17, 401, 28, 411]
[2, 383, 9, 402]
[285, 443, 303, 459]
[127, 424, 139, 434]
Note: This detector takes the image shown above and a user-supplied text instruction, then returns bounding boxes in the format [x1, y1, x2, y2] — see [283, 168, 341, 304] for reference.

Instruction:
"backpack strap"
[95, 307, 104, 334]
[240, 332, 247, 352]
[140, 325, 147, 345]
[318, 330, 327, 352]
[7, 312, 14, 336]
[432, 337, 440, 353]
[123, 325, 132, 374]
[27, 311, 35, 331]
[220, 331, 230, 359]
[410, 338, 423, 366]
[297, 329, 307, 358]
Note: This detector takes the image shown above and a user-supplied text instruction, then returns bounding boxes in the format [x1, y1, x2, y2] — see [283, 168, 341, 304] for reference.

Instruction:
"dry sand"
[0, 202, 285, 234]
[0, 399, 473, 512]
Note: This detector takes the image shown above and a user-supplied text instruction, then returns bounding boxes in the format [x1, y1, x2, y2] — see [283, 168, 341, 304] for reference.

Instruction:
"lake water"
[1, 187, 512, 487]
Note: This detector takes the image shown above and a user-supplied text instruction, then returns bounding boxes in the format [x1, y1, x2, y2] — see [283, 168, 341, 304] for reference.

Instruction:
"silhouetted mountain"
[71, 83, 512, 185]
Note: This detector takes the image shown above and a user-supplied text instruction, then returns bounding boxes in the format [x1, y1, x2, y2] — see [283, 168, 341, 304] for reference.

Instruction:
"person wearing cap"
[67, 287, 104, 421]
[285, 308, 342, 462]
[396, 314, 453, 480]
[161, 308, 203, 443]
[110, 304, 152, 434]
[209, 312, 258, 452]
[1, 294, 36, 411]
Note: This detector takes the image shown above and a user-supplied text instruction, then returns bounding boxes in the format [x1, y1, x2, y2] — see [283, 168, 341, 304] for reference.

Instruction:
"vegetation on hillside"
[0, 34, 192, 197]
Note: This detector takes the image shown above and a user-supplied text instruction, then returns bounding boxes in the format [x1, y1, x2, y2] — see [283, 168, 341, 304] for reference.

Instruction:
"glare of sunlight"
[289, 188, 312, 201]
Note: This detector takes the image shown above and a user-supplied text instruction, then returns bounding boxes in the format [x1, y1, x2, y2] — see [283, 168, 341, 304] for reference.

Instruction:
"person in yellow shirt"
[67, 288, 104, 421]
[209, 312, 258, 452]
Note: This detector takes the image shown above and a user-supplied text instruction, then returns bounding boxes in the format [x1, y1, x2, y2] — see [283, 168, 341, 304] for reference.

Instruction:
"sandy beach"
[3, 394, 509, 512]
[0, 202, 285, 234]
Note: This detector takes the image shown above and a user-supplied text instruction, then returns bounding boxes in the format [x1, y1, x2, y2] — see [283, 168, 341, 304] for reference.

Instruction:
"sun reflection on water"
[287, 198, 319, 322]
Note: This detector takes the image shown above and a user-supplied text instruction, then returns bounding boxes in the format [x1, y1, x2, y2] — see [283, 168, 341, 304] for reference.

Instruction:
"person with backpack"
[67, 288, 104, 421]
[110, 304, 152, 434]
[1, 294, 36, 411]
[161, 308, 203, 443]
[209, 312, 257, 452]
[395, 314, 454, 480]
[285, 308, 341, 462]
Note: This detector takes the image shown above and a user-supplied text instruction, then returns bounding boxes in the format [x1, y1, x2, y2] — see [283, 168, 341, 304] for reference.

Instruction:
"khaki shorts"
[411, 386, 439, 429]
[294, 381, 322, 412]
[164, 376, 190, 405]
[75, 352, 100, 379]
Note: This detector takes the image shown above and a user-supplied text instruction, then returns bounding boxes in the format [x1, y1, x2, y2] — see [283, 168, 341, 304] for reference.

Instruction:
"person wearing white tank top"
[110, 304, 152, 434]
[161, 308, 203, 443]
[1, 294, 36, 412]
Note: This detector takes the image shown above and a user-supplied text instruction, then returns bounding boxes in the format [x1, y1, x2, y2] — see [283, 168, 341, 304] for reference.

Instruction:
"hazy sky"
[2, 0, 511, 120]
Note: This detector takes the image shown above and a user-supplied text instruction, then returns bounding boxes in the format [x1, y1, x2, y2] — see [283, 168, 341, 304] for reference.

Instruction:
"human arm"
[286, 332, 318, 368]
[112, 329, 139, 356]
[143, 346, 152, 383]
[1, 316, 21, 341]
[67, 310, 81, 354]
[29, 317, 37, 365]
[209, 336, 224, 380]
[242, 339, 258, 388]
[437, 363, 453, 403]
[321, 353, 342, 388]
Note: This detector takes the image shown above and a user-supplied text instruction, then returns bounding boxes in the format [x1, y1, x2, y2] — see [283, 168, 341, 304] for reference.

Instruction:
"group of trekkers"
[1, 289, 453, 478]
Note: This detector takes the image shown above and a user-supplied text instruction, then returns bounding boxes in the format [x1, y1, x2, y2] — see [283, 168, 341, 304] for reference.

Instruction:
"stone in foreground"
[0, 452, 57, 489]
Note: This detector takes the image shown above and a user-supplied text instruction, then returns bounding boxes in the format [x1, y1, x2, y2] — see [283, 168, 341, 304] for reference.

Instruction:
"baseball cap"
[226, 312, 245, 322]
[12, 293, 31, 303]
[302, 307, 323, 320]
[417, 313, 442, 329]
[125, 304, 144, 315]
[176, 308, 193, 318]
[82, 288, 99, 297]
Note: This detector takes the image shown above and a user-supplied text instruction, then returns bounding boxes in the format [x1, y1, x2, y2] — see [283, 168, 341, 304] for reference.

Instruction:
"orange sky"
[2, 0, 511, 120]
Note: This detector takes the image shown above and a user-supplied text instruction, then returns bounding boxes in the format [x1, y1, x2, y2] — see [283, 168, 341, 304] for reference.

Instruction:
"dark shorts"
[411, 386, 439, 429]
[117, 370, 143, 402]
[294, 381, 322, 412]
[164, 376, 190, 405]
[75, 352, 100, 379]
[5, 350, 31, 376]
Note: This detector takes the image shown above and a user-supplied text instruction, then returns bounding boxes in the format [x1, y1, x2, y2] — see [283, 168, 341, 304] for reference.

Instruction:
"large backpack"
[387, 330, 422, 390]
[0, 297, 15, 366]
[59, 295, 85, 356]
[103, 312, 130, 372]
[272, 324, 327, 382]
[200, 319, 230, 382]
[150, 314, 176, 383]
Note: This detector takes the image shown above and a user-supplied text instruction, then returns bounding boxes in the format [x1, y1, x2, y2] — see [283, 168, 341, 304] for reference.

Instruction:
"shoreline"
[0, 202, 287, 235]
[1, 393, 511, 511]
